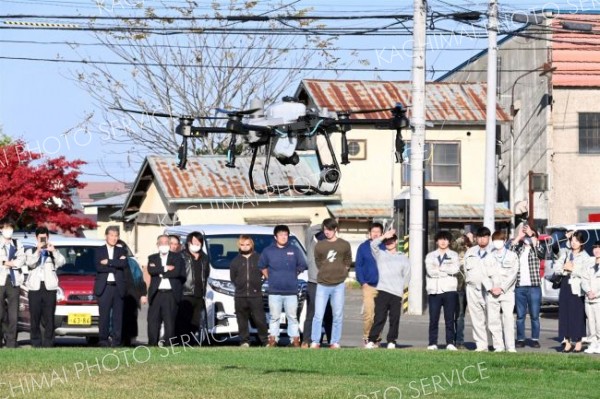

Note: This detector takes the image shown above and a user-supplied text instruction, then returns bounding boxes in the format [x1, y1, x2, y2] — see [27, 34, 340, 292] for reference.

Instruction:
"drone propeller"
[339, 103, 409, 116]
[215, 107, 261, 117]
[109, 107, 229, 120]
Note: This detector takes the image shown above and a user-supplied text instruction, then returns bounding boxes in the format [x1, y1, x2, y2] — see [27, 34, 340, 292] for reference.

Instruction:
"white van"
[543, 223, 600, 304]
[164, 225, 308, 342]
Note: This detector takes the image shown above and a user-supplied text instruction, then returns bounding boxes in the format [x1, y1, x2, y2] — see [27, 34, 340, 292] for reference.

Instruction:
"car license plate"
[68, 313, 91, 325]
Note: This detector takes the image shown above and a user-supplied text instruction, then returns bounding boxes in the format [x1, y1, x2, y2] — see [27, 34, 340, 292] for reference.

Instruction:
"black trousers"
[303, 282, 333, 344]
[98, 284, 124, 347]
[428, 291, 458, 346]
[0, 279, 20, 348]
[148, 291, 178, 346]
[29, 282, 57, 348]
[121, 294, 140, 346]
[234, 296, 268, 345]
[368, 290, 402, 343]
[176, 295, 205, 342]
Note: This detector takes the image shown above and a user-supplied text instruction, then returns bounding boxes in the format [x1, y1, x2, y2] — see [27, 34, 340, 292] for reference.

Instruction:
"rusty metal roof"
[127, 155, 339, 207]
[298, 79, 510, 123]
[327, 203, 512, 221]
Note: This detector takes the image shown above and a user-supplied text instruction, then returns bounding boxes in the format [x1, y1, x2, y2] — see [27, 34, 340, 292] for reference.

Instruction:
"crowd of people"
[2, 218, 599, 352]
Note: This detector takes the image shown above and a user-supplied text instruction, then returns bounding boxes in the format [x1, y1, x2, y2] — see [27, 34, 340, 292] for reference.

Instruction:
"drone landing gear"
[248, 132, 340, 196]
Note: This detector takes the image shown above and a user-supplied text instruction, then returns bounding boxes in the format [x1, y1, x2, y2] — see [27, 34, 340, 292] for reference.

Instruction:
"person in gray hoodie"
[365, 228, 410, 349]
[301, 225, 332, 348]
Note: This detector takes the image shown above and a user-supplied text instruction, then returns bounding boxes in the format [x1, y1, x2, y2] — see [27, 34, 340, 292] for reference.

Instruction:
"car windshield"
[204, 234, 307, 270]
[546, 228, 600, 256]
[55, 246, 100, 276]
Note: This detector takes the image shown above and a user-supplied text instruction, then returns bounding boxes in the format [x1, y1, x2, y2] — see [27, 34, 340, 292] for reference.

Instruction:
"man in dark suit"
[147, 234, 186, 346]
[94, 226, 128, 347]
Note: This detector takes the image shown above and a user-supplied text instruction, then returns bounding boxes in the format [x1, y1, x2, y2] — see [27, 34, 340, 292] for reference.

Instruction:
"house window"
[579, 113, 600, 154]
[402, 141, 460, 186]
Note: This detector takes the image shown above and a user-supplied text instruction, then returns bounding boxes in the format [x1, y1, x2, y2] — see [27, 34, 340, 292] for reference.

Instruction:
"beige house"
[296, 79, 511, 244]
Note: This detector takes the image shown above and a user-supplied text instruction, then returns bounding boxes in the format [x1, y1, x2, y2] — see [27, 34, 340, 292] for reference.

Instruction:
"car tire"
[86, 336, 99, 346]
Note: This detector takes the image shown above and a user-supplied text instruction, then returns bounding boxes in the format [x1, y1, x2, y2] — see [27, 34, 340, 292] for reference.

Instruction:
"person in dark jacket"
[230, 235, 269, 347]
[117, 239, 147, 347]
[147, 235, 186, 346]
[176, 231, 210, 344]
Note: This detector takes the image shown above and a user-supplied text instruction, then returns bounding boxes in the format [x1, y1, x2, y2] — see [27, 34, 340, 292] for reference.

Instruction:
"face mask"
[158, 245, 169, 255]
[240, 249, 252, 255]
[2, 229, 13, 239]
[492, 240, 505, 250]
[188, 244, 201, 253]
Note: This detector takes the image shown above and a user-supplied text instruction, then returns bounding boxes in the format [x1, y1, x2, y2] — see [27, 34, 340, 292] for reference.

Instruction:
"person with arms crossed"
[425, 231, 460, 351]
[230, 235, 269, 347]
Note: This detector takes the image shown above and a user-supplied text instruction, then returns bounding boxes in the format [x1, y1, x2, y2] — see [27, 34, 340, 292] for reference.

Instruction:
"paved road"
[17, 288, 564, 352]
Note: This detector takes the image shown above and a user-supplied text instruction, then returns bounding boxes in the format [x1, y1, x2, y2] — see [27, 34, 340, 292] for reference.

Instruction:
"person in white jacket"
[583, 241, 600, 354]
[425, 231, 460, 350]
[25, 227, 66, 347]
[484, 231, 518, 352]
[464, 227, 494, 352]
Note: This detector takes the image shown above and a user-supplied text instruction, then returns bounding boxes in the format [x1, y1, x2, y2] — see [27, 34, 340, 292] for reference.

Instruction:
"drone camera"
[320, 165, 341, 184]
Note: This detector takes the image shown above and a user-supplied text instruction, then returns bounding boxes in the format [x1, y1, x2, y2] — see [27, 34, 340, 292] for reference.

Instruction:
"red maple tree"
[0, 139, 96, 232]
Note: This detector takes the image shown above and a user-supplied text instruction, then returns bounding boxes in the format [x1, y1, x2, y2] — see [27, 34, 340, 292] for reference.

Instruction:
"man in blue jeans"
[259, 225, 307, 347]
[311, 218, 352, 349]
[510, 224, 543, 348]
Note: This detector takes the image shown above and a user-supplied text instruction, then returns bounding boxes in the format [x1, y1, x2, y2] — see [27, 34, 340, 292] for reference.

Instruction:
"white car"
[165, 224, 308, 342]
[542, 223, 600, 305]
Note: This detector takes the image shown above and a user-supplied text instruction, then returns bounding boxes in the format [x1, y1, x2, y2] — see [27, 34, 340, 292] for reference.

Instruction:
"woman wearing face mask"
[510, 224, 545, 349]
[483, 231, 519, 352]
[557, 231, 594, 353]
[175, 231, 210, 344]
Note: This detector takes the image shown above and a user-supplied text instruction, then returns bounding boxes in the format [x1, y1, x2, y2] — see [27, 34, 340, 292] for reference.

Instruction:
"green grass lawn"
[0, 347, 598, 399]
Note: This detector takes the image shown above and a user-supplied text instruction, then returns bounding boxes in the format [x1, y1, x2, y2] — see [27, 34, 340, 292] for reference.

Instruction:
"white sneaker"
[446, 344, 457, 351]
[494, 348, 505, 353]
[310, 342, 320, 349]
[240, 343, 250, 348]
[507, 348, 517, 353]
[584, 342, 599, 354]
[330, 343, 341, 349]
[387, 342, 396, 349]
[474, 347, 488, 352]
[427, 345, 438, 350]
[365, 341, 377, 349]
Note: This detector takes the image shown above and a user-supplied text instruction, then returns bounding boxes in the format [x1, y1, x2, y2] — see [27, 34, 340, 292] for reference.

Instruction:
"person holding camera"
[510, 224, 544, 349]
[0, 221, 26, 348]
[557, 231, 593, 353]
[25, 226, 66, 347]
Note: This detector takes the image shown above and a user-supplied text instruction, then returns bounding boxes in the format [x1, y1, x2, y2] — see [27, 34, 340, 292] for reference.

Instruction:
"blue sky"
[0, 0, 590, 182]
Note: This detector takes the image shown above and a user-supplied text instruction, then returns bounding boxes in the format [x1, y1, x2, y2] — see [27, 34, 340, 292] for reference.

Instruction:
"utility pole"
[483, 0, 498, 231]
[408, 0, 427, 315]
